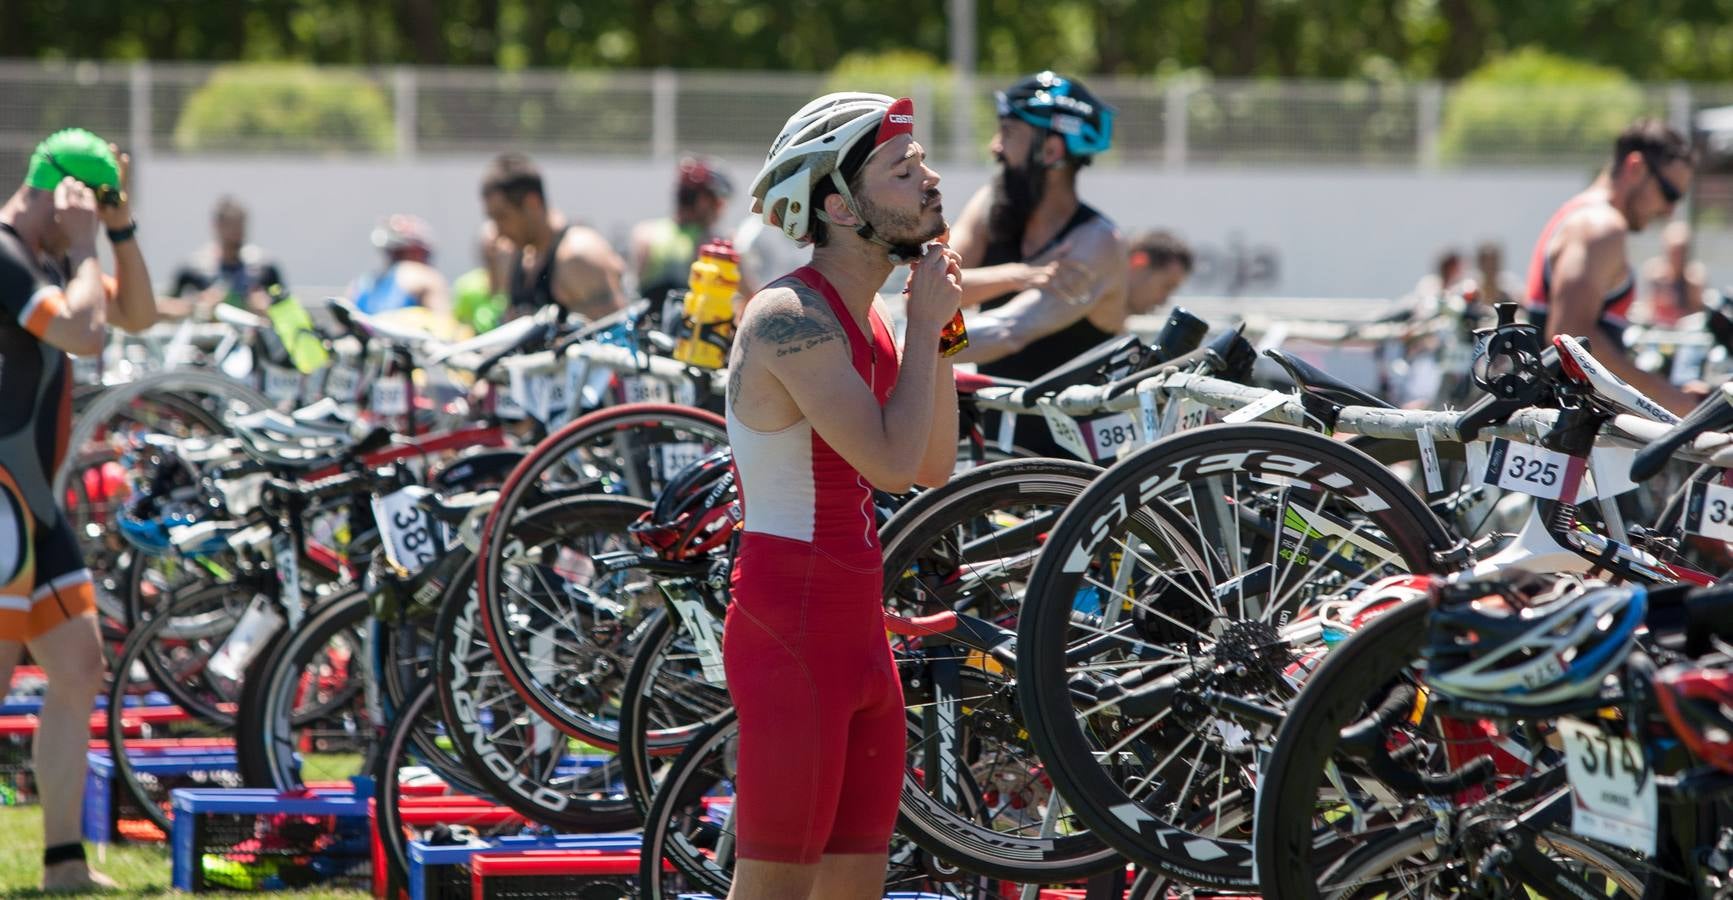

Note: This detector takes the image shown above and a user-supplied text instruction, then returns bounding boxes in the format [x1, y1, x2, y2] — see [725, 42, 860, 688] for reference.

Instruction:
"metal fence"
[0, 59, 1726, 174]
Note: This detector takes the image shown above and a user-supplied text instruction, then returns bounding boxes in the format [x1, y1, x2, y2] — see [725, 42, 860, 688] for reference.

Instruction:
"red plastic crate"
[469, 851, 643, 899]
[369, 795, 527, 899]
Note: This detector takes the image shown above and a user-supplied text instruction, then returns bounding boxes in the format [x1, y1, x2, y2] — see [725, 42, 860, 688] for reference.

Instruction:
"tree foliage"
[1437, 49, 1652, 166]
[174, 64, 396, 153]
[13, 0, 1733, 82]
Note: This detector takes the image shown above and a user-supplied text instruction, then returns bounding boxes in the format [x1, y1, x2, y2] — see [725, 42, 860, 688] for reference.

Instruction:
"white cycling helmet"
[750, 92, 919, 253]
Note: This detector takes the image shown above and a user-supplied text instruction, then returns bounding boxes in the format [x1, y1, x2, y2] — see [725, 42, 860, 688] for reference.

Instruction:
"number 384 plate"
[371, 486, 441, 576]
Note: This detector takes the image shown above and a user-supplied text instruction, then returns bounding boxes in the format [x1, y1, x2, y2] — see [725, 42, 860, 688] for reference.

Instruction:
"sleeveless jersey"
[726, 266, 898, 560]
[1524, 194, 1636, 334]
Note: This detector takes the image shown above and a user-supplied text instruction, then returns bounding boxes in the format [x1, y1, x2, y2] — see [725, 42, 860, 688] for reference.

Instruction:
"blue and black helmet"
[995, 71, 1115, 159]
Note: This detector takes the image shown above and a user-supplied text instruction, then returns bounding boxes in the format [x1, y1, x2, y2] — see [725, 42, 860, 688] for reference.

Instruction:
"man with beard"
[948, 71, 1129, 457]
[1524, 118, 1700, 416]
[727, 93, 959, 898]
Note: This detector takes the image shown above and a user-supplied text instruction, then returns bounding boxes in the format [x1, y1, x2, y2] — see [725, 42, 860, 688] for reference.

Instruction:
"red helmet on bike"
[1655, 664, 1733, 773]
[630, 449, 740, 560]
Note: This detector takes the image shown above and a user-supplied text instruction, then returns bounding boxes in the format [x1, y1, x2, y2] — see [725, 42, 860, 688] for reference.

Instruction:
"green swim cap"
[25, 128, 120, 194]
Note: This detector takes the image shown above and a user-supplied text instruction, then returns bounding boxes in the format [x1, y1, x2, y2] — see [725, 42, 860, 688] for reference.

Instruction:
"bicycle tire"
[478, 481, 668, 746]
[104, 585, 263, 835]
[1016, 423, 1457, 888]
[614, 609, 730, 819]
[236, 589, 373, 790]
[878, 457, 1124, 882]
[434, 543, 638, 831]
[54, 369, 268, 499]
[1313, 817, 1644, 898]
[373, 679, 502, 895]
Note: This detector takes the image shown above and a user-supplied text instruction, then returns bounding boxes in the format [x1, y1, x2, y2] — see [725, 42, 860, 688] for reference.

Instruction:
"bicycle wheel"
[373, 680, 507, 895]
[55, 369, 266, 499]
[477, 492, 660, 746]
[236, 589, 374, 790]
[476, 405, 726, 740]
[614, 606, 731, 818]
[1311, 818, 1643, 898]
[1251, 596, 1663, 898]
[59, 374, 258, 621]
[104, 586, 259, 836]
[637, 709, 994, 900]
[877, 457, 1123, 882]
[434, 548, 637, 831]
[1016, 423, 1457, 888]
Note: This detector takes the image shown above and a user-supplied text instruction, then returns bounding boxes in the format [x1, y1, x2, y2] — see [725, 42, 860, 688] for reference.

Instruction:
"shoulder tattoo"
[758, 286, 842, 358]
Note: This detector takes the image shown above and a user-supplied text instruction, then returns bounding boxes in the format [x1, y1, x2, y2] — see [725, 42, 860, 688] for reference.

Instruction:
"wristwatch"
[107, 221, 137, 243]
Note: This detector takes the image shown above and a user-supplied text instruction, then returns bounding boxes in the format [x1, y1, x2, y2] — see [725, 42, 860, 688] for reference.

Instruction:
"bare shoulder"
[1066, 217, 1129, 263]
[739, 281, 844, 357]
[1558, 204, 1627, 250]
[558, 226, 624, 270]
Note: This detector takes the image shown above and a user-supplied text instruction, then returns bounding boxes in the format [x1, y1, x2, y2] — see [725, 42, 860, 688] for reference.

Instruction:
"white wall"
[129, 154, 1709, 303]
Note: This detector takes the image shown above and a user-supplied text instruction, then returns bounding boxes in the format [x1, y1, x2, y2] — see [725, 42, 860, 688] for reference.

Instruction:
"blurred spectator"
[1411, 247, 1464, 299]
[451, 220, 515, 335]
[1470, 240, 1519, 306]
[350, 213, 451, 321]
[168, 196, 286, 315]
[1640, 220, 1707, 327]
[631, 156, 733, 303]
[732, 212, 811, 298]
[1125, 230, 1193, 315]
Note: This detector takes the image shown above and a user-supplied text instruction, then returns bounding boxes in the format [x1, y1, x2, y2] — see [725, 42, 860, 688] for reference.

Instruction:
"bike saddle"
[1263, 348, 1393, 410]
[289, 398, 360, 430]
[952, 370, 1020, 396]
[231, 409, 392, 466]
[417, 489, 497, 528]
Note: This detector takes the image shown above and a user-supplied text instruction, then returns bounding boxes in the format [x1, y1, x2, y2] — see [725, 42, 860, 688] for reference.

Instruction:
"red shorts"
[723, 532, 904, 864]
[0, 464, 95, 642]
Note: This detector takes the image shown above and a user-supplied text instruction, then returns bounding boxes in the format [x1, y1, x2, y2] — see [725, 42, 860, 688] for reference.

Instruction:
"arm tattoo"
[728, 336, 748, 403]
[760, 289, 842, 358]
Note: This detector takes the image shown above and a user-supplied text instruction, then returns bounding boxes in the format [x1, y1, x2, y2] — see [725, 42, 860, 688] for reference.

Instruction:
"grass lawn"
[0, 806, 366, 899]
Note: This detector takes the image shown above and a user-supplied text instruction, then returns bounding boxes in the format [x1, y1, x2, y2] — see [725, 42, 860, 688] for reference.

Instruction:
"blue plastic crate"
[84, 747, 240, 844]
[171, 787, 372, 892]
[408, 832, 639, 900]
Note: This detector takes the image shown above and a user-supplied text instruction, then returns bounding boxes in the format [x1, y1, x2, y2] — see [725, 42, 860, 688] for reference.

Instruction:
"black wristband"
[43, 842, 85, 866]
[107, 221, 137, 243]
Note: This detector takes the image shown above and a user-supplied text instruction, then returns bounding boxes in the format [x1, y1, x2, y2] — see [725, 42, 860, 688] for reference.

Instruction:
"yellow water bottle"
[674, 240, 741, 370]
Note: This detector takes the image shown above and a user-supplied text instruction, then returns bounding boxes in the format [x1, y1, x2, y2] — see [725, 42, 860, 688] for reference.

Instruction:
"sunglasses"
[43, 152, 124, 208]
[1642, 153, 1684, 205]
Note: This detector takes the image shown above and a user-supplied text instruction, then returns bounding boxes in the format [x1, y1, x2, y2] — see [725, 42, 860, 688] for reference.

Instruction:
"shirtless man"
[725, 93, 958, 899]
[1524, 118, 1699, 415]
[479, 152, 626, 322]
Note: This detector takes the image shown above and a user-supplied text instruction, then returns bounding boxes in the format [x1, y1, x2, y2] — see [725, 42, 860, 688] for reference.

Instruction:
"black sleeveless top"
[976, 204, 1115, 383]
[975, 204, 1117, 458]
[508, 225, 570, 316]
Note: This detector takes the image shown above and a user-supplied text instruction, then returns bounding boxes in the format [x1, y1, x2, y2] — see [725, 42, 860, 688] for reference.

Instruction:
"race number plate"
[1481, 438, 1586, 504]
[372, 487, 440, 576]
[1559, 717, 1657, 854]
